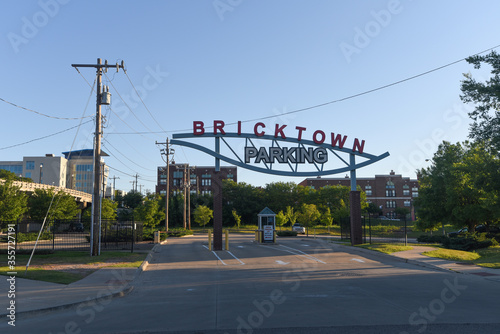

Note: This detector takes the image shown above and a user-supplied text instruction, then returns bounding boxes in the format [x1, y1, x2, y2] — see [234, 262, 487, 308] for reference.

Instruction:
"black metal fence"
[340, 215, 410, 244]
[0, 220, 143, 252]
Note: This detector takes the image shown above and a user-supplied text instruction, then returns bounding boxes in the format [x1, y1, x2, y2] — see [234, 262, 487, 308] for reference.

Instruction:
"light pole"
[39, 163, 43, 184]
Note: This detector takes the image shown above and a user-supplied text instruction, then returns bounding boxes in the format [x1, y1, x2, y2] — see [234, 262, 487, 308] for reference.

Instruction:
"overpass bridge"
[2, 180, 92, 206]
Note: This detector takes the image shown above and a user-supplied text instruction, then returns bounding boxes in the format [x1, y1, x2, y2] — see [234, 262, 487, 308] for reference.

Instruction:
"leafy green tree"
[275, 210, 287, 230]
[460, 51, 500, 150]
[123, 191, 143, 210]
[395, 207, 410, 220]
[0, 178, 28, 223]
[194, 205, 213, 227]
[285, 206, 298, 227]
[28, 189, 79, 221]
[82, 198, 118, 221]
[264, 182, 299, 213]
[320, 207, 334, 228]
[297, 203, 321, 235]
[0, 170, 32, 182]
[232, 209, 242, 228]
[135, 194, 165, 231]
[222, 180, 265, 225]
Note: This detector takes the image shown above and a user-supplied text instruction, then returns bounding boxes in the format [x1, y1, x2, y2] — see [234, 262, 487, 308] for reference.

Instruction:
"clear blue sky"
[1, 0, 499, 193]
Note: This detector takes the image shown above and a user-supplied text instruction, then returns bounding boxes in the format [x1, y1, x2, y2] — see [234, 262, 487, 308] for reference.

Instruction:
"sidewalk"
[0, 242, 162, 318]
[389, 246, 500, 282]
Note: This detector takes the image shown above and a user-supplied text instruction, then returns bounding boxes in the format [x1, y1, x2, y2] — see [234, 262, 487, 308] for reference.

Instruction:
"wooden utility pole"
[71, 58, 125, 256]
[156, 138, 174, 232]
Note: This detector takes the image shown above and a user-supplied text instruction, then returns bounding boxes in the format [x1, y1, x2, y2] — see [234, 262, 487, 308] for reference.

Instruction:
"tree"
[297, 203, 321, 236]
[416, 141, 500, 233]
[275, 210, 287, 230]
[193, 205, 213, 227]
[28, 189, 79, 221]
[232, 209, 242, 229]
[0, 178, 28, 223]
[394, 207, 410, 220]
[285, 206, 297, 228]
[135, 194, 165, 231]
[82, 198, 118, 221]
[123, 191, 143, 210]
[222, 180, 265, 225]
[460, 51, 500, 150]
[320, 207, 334, 229]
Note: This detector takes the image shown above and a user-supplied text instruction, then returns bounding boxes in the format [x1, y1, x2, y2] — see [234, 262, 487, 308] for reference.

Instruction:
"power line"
[107, 43, 500, 135]
[0, 97, 92, 120]
[0, 120, 93, 150]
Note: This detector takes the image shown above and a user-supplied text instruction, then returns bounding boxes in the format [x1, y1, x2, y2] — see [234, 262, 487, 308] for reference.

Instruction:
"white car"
[292, 223, 305, 234]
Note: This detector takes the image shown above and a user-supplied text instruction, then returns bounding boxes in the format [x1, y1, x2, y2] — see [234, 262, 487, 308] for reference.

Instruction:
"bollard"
[225, 229, 229, 251]
[208, 229, 212, 251]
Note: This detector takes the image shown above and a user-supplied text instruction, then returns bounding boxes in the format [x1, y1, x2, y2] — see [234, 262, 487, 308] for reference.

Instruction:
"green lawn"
[355, 243, 413, 254]
[0, 251, 147, 284]
[423, 246, 500, 269]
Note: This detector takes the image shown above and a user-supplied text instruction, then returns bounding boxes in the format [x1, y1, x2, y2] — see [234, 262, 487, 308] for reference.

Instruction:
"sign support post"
[349, 153, 363, 245]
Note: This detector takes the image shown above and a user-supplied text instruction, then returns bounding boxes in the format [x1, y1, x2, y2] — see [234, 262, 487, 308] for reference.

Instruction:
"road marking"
[351, 258, 365, 263]
[261, 244, 326, 264]
[226, 251, 245, 265]
[202, 245, 227, 265]
[237, 246, 245, 248]
[275, 260, 290, 265]
[302, 244, 310, 247]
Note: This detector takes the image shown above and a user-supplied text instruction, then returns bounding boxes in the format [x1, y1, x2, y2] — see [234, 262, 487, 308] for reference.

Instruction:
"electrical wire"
[0, 97, 92, 120]
[107, 43, 500, 134]
[0, 120, 93, 150]
[125, 71, 168, 133]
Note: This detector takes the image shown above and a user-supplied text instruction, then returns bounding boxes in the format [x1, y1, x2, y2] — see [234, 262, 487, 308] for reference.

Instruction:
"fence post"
[369, 214, 372, 244]
[15, 219, 18, 251]
[52, 220, 56, 250]
[404, 216, 407, 246]
[131, 222, 135, 253]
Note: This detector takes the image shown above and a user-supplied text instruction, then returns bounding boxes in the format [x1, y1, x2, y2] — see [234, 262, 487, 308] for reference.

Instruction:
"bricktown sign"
[170, 120, 389, 249]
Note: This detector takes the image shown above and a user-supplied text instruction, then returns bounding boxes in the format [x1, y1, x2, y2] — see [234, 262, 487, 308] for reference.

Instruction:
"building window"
[173, 171, 183, 179]
[386, 190, 395, 197]
[202, 179, 211, 186]
[365, 190, 372, 196]
[386, 200, 396, 208]
[365, 185, 372, 190]
[25, 172, 32, 179]
[386, 181, 395, 189]
[202, 190, 212, 195]
[160, 190, 166, 195]
[76, 164, 92, 172]
[160, 179, 166, 185]
[403, 189, 410, 196]
[160, 174, 166, 179]
[404, 200, 411, 207]
[412, 187, 418, 197]
[173, 179, 180, 186]
[227, 173, 234, 180]
[26, 161, 35, 170]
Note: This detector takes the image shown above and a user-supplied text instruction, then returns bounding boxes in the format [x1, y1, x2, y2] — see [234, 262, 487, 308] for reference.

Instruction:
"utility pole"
[72, 58, 125, 256]
[186, 165, 195, 230]
[156, 138, 174, 232]
[109, 176, 120, 200]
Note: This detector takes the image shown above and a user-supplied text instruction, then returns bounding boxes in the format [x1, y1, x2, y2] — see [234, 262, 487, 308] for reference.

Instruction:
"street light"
[39, 163, 43, 184]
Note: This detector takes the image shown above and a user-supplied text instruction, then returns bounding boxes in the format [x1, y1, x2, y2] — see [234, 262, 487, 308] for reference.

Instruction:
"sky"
[1, 0, 499, 193]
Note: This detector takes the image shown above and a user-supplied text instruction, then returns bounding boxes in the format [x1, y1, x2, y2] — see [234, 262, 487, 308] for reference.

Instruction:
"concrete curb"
[6, 241, 167, 318]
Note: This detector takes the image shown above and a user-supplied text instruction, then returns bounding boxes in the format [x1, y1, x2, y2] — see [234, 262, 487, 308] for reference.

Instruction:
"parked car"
[68, 222, 84, 232]
[292, 223, 305, 234]
[448, 225, 500, 237]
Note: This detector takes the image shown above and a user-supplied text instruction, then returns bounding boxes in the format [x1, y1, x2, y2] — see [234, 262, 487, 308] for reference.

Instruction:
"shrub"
[15, 232, 53, 243]
[442, 233, 498, 251]
[417, 234, 448, 244]
[276, 230, 298, 237]
[166, 229, 194, 238]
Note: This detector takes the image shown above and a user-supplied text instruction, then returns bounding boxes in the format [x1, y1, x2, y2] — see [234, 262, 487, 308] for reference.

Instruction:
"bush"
[417, 234, 448, 244]
[15, 232, 53, 243]
[166, 229, 194, 238]
[276, 230, 298, 237]
[442, 233, 498, 251]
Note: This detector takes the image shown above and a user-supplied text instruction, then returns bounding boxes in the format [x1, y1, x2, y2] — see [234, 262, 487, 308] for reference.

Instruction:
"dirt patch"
[30, 261, 132, 276]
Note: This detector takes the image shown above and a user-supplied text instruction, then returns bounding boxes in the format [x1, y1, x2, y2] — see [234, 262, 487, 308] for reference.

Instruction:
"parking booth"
[256, 207, 276, 243]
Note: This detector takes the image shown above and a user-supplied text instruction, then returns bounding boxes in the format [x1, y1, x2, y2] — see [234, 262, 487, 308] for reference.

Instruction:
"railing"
[0, 220, 143, 252]
[0, 179, 92, 203]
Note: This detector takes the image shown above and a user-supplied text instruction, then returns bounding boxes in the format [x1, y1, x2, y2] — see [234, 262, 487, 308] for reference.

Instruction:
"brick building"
[156, 164, 237, 196]
[299, 170, 419, 220]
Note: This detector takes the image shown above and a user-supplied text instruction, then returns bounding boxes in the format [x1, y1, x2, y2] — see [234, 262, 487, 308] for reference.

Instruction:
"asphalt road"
[3, 234, 500, 334]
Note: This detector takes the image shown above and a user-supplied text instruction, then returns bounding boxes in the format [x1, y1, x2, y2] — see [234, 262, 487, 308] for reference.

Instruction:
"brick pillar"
[213, 172, 223, 251]
[350, 190, 363, 245]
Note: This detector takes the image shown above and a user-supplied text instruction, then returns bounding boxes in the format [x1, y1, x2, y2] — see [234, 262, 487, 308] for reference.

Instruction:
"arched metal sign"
[171, 120, 390, 179]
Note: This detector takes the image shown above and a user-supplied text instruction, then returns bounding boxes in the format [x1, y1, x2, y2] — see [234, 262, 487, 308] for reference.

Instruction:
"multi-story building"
[299, 170, 419, 220]
[156, 164, 237, 196]
[0, 149, 108, 195]
[0, 154, 68, 187]
[63, 149, 109, 195]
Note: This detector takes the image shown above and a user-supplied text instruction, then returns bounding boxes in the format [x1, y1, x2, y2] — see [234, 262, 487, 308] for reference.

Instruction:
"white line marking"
[202, 245, 227, 265]
[351, 258, 365, 263]
[226, 251, 245, 265]
[279, 244, 327, 264]
[276, 260, 290, 265]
